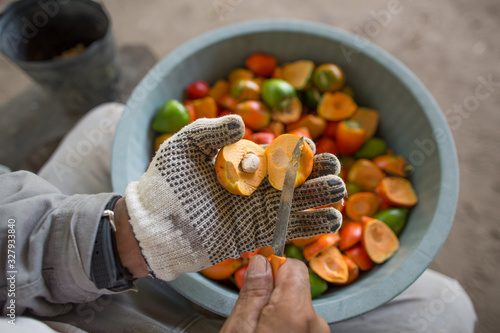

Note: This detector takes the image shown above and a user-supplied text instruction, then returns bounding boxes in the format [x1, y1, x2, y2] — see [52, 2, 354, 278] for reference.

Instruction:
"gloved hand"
[125, 115, 346, 281]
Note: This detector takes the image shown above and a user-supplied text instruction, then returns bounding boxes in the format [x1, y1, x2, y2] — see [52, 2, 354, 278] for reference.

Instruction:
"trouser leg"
[42, 278, 224, 333]
[38, 103, 124, 195]
[330, 269, 477, 333]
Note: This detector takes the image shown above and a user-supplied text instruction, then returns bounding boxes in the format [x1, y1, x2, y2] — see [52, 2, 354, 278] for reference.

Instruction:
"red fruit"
[315, 137, 338, 155]
[343, 243, 374, 271]
[217, 109, 234, 117]
[323, 121, 339, 138]
[245, 53, 277, 77]
[186, 80, 210, 100]
[183, 100, 196, 123]
[234, 100, 272, 131]
[339, 222, 362, 251]
[234, 265, 249, 290]
[250, 132, 275, 145]
[303, 233, 340, 261]
[343, 255, 360, 284]
[336, 120, 366, 155]
[243, 126, 253, 140]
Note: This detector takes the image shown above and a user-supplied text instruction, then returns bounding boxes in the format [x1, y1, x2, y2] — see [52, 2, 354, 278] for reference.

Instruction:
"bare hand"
[221, 255, 329, 333]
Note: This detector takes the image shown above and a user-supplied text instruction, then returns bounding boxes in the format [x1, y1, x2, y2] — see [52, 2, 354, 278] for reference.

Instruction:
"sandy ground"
[1, 1, 499, 332]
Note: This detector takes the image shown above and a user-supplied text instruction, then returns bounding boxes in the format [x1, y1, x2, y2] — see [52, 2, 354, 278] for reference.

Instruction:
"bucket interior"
[0, 0, 109, 62]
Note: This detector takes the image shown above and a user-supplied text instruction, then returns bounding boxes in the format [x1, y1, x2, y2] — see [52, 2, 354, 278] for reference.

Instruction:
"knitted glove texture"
[125, 115, 346, 281]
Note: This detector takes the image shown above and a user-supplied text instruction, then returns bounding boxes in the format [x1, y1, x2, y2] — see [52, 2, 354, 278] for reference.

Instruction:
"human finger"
[286, 207, 342, 241]
[290, 175, 346, 212]
[177, 115, 245, 158]
[256, 259, 329, 333]
[221, 255, 273, 333]
[308, 153, 341, 179]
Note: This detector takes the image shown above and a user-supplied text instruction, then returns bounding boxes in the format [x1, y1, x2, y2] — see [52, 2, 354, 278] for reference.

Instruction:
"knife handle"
[270, 255, 287, 283]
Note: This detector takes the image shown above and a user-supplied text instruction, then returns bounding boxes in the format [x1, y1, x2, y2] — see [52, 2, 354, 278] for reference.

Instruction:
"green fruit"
[284, 244, 306, 263]
[312, 64, 345, 92]
[261, 78, 296, 111]
[285, 245, 327, 298]
[339, 155, 355, 171]
[152, 100, 190, 133]
[309, 268, 328, 298]
[373, 208, 409, 235]
[230, 79, 260, 100]
[305, 87, 321, 109]
[354, 137, 387, 159]
[346, 182, 362, 196]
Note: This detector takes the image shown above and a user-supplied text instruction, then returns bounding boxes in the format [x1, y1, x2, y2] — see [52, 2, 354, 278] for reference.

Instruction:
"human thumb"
[221, 255, 273, 333]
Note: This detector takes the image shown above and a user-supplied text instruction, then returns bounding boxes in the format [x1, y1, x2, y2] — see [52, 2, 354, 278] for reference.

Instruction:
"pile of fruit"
[150, 53, 418, 297]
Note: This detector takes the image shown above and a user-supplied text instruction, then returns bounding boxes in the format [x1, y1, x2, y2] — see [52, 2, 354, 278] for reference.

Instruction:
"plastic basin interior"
[112, 20, 458, 323]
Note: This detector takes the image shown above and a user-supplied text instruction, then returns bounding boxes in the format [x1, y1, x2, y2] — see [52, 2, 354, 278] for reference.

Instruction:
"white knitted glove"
[125, 115, 346, 281]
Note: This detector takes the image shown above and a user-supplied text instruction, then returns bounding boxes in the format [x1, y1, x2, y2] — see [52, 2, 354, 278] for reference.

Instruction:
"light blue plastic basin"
[112, 20, 459, 323]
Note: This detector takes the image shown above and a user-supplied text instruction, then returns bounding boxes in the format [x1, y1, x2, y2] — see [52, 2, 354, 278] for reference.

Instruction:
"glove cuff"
[125, 180, 211, 281]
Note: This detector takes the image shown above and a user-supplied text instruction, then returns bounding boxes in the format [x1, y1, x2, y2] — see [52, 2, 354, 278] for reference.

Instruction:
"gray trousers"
[1, 103, 476, 333]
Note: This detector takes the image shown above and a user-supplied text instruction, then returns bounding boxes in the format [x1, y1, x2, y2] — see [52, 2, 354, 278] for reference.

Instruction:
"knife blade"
[270, 136, 304, 281]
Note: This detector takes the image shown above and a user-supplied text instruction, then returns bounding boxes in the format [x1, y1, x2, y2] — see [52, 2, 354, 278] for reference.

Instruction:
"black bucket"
[0, 0, 119, 113]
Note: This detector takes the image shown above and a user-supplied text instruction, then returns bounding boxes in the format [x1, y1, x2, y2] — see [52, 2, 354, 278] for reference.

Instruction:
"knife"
[270, 136, 305, 282]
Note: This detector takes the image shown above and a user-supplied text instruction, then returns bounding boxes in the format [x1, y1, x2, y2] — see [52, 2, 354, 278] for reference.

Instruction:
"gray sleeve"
[0, 171, 123, 317]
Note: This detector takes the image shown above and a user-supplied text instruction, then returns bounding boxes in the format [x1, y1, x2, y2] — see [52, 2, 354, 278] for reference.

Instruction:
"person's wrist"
[113, 197, 149, 278]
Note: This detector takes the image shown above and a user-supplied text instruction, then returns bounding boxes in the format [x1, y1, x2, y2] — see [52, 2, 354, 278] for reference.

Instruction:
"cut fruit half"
[345, 192, 380, 221]
[286, 114, 327, 140]
[373, 154, 407, 177]
[215, 139, 267, 196]
[349, 107, 379, 139]
[376, 177, 418, 207]
[318, 92, 357, 121]
[347, 159, 385, 192]
[282, 60, 315, 90]
[271, 96, 303, 124]
[362, 216, 400, 264]
[265, 134, 314, 190]
[309, 246, 348, 284]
